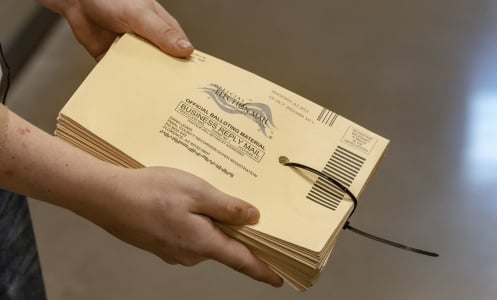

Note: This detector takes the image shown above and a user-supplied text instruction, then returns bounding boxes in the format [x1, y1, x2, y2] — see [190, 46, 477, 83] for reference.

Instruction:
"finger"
[82, 30, 117, 61]
[152, 2, 189, 38]
[194, 189, 261, 225]
[66, 14, 118, 60]
[129, 6, 193, 57]
[206, 232, 283, 287]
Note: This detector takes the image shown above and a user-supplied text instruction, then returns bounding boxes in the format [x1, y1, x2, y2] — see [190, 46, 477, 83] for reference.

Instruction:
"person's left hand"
[38, 0, 193, 59]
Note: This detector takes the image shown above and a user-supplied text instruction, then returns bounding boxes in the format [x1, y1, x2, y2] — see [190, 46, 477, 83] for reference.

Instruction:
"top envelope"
[58, 33, 389, 254]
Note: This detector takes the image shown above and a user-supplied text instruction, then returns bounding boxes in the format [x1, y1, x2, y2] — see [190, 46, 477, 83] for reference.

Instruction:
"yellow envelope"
[56, 34, 389, 291]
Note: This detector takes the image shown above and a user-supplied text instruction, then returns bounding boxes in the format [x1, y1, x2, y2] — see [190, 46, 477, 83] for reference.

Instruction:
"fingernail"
[177, 39, 192, 49]
[247, 208, 259, 224]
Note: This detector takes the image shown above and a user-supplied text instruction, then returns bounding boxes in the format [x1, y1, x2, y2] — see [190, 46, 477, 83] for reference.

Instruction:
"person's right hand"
[87, 166, 284, 287]
[1, 111, 282, 287]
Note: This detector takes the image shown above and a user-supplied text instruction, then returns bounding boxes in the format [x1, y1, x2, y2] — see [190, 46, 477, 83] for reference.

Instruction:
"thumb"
[194, 189, 261, 225]
[130, 3, 193, 57]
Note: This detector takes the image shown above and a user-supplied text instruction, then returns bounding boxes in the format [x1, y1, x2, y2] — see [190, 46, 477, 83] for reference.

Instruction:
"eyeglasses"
[279, 156, 439, 257]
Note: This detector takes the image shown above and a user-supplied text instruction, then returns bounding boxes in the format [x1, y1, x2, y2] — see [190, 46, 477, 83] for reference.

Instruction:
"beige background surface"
[5, 0, 497, 299]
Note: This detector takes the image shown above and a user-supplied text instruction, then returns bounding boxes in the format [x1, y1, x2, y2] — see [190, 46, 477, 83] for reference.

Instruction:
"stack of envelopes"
[55, 34, 389, 291]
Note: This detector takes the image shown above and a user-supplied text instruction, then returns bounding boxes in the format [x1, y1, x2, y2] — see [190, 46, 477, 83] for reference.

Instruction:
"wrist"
[0, 110, 122, 218]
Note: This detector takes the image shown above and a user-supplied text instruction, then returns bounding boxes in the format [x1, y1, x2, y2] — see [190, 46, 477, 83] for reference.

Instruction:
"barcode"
[317, 108, 338, 127]
[306, 146, 365, 210]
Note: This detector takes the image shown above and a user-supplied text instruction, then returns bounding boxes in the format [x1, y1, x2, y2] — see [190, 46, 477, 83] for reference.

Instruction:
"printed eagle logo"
[200, 86, 276, 137]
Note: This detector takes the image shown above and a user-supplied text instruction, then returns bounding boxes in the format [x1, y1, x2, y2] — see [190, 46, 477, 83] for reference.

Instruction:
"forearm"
[0, 106, 123, 224]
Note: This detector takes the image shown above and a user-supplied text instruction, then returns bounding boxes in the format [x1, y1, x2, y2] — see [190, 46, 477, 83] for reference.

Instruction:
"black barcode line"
[324, 167, 354, 184]
[317, 109, 328, 121]
[337, 146, 366, 162]
[325, 111, 335, 125]
[309, 199, 338, 210]
[317, 109, 325, 121]
[307, 179, 343, 209]
[323, 110, 332, 123]
[329, 156, 361, 174]
[332, 151, 364, 169]
[330, 114, 338, 126]
[325, 161, 357, 178]
[307, 194, 339, 210]
[305, 146, 366, 211]
[313, 179, 344, 199]
[310, 189, 340, 207]
[317, 108, 338, 127]
[325, 160, 360, 176]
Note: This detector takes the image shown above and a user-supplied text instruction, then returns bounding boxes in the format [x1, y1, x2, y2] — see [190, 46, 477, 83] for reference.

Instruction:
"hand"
[91, 166, 283, 287]
[38, 0, 193, 59]
[1, 108, 282, 288]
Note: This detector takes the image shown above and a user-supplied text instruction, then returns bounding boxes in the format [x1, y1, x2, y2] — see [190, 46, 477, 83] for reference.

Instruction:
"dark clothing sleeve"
[0, 190, 46, 300]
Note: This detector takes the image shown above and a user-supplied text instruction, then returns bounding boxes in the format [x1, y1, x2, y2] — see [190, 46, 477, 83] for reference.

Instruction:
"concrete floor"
[6, 0, 497, 299]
